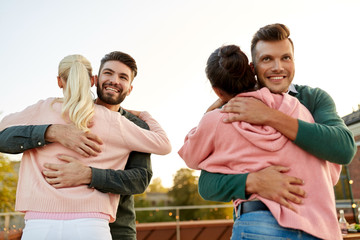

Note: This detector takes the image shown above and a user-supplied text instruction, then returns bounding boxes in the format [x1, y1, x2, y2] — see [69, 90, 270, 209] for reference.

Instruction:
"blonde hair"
[58, 54, 94, 132]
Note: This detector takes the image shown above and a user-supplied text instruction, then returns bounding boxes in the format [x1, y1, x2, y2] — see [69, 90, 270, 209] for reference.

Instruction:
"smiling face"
[253, 39, 295, 94]
[95, 60, 133, 110]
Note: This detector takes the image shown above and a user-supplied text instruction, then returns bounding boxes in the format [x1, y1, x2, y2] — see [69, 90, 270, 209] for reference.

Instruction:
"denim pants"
[231, 210, 321, 240]
[21, 218, 112, 240]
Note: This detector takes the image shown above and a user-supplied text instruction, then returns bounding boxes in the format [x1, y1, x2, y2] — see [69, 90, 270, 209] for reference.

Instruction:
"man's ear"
[94, 75, 98, 86]
[57, 76, 63, 88]
[127, 85, 133, 96]
[250, 62, 255, 73]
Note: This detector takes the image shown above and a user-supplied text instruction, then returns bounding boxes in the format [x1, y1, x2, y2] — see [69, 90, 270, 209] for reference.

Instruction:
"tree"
[168, 168, 232, 221]
[147, 177, 168, 193]
[0, 153, 18, 212]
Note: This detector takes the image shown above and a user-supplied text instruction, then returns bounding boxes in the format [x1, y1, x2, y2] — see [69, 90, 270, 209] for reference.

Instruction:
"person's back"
[0, 98, 170, 222]
[180, 87, 341, 240]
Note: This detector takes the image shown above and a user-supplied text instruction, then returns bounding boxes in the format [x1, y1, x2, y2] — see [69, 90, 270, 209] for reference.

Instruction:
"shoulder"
[294, 84, 335, 113]
[201, 109, 226, 127]
[294, 84, 330, 98]
[121, 109, 149, 130]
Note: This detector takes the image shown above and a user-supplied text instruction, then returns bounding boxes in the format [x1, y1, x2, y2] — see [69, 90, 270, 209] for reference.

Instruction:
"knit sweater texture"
[179, 88, 342, 240]
[0, 98, 171, 222]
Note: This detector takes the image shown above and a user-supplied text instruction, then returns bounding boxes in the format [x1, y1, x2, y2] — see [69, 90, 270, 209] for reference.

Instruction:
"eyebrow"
[102, 68, 115, 73]
[102, 68, 130, 79]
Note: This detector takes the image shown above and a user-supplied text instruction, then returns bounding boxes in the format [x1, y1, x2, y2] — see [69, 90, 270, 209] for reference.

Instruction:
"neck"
[95, 98, 121, 112]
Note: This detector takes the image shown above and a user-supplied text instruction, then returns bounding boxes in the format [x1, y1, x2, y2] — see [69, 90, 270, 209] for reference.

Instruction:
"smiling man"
[0, 51, 153, 240]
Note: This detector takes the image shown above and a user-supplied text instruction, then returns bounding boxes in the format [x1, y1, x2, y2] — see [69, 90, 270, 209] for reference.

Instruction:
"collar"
[287, 84, 298, 96]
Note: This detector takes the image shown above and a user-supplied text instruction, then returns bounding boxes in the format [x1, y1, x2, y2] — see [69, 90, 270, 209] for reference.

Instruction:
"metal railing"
[0, 201, 357, 240]
[135, 204, 233, 240]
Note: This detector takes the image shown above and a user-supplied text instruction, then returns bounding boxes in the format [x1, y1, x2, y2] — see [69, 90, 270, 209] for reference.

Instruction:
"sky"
[1, 0, 360, 188]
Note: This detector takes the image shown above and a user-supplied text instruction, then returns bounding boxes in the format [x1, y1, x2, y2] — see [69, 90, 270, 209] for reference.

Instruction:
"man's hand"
[43, 155, 92, 188]
[221, 96, 298, 140]
[221, 97, 274, 124]
[45, 124, 103, 157]
[246, 165, 306, 212]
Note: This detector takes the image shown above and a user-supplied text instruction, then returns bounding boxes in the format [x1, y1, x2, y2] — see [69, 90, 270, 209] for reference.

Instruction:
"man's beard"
[96, 83, 128, 105]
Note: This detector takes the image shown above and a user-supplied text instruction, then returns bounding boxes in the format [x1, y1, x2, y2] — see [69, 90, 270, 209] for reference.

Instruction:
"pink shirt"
[179, 88, 342, 240]
[0, 98, 171, 222]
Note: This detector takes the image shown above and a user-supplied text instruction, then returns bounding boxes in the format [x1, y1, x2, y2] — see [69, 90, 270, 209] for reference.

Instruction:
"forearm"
[198, 170, 248, 202]
[294, 120, 356, 164]
[265, 109, 298, 141]
[90, 167, 152, 194]
[0, 125, 50, 153]
[264, 108, 356, 164]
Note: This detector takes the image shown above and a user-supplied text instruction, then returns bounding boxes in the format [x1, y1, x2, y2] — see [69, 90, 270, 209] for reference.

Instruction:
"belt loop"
[235, 203, 242, 219]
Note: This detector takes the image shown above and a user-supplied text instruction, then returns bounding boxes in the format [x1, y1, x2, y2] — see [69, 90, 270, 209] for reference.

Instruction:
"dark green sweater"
[198, 84, 356, 202]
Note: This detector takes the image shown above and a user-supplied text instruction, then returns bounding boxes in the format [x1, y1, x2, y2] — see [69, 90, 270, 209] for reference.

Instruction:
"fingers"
[43, 162, 62, 171]
[86, 132, 103, 145]
[44, 176, 64, 189]
[57, 155, 79, 163]
[278, 198, 298, 213]
[222, 114, 241, 123]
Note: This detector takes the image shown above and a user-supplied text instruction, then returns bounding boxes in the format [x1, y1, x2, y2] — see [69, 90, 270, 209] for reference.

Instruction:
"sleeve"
[0, 99, 46, 131]
[89, 152, 152, 194]
[198, 170, 249, 202]
[0, 125, 50, 153]
[178, 112, 218, 170]
[294, 88, 356, 164]
[89, 110, 153, 195]
[117, 111, 172, 155]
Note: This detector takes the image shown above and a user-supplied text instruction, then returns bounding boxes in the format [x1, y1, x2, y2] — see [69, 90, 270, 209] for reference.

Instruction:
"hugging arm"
[198, 86, 352, 209]
[0, 125, 49, 153]
[45, 109, 154, 195]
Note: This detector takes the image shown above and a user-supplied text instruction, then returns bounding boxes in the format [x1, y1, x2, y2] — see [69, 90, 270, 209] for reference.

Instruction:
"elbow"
[159, 141, 172, 155]
[343, 143, 357, 165]
[135, 172, 153, 194]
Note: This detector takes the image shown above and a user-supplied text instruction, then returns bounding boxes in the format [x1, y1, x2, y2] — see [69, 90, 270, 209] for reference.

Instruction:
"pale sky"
[1, 0, 359, 187]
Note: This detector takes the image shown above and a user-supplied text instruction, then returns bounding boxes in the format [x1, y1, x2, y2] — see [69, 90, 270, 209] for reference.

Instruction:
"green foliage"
[147, 177, 168, 193]
[0, 153, 18, 212]
[134, 168, 233, 223]
[168, 168, 232, 221]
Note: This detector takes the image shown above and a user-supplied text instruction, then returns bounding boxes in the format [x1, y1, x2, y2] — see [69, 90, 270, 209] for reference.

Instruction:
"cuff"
[88, 167, 106, 188]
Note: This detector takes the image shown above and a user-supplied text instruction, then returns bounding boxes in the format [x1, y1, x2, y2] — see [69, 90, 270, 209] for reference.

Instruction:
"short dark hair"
[98, 51, 138, 81]
[206, 45, 256, 96]
[251, 23, 294, 63]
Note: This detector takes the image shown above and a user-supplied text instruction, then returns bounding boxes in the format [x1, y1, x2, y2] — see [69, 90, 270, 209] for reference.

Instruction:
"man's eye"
[262, 57, 270, 62]
[283, 56, 291, 61]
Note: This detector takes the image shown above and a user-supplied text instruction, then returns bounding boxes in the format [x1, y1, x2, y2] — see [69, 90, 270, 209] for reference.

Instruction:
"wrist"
[44, 124, 57, 143]
[82, 166, 92, 185]
[245, 172, 258, 196]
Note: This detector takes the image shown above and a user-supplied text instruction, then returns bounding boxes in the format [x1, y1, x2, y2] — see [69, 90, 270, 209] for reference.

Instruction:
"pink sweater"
[179, 88, 342, 240]
[0, 98, 171, 222]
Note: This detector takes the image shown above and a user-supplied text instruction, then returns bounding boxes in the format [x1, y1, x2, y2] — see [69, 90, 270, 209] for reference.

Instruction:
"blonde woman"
[0, 55, 171, 240]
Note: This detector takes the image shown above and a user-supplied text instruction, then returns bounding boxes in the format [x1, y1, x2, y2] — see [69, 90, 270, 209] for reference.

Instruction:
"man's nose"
[272, 59, 284, 72]
[109, 75, 121, 84]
